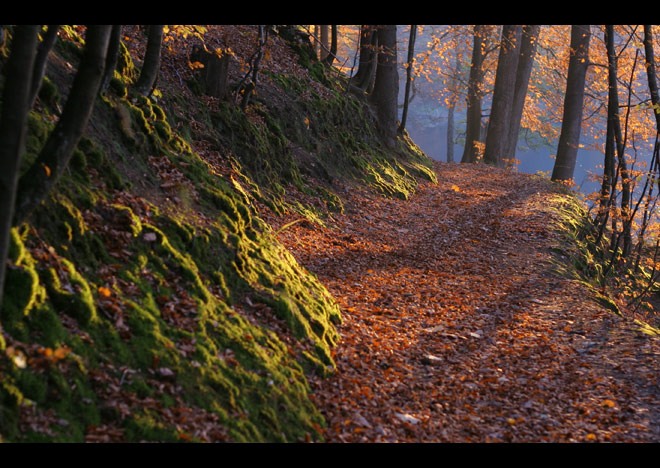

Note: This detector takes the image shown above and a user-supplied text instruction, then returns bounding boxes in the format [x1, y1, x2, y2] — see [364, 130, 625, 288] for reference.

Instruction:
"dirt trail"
[277, 162, 660, 442]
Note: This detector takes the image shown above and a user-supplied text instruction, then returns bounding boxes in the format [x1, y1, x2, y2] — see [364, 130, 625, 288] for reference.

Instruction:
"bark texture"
[483, 25, 522, 167]
[14, 25, 111, 225]
[551, 25, 591, 182]
[0, 25, 39, 307]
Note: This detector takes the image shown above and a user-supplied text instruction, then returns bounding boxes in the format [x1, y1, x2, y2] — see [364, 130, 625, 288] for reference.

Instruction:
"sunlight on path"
[277, 162, 660, 442]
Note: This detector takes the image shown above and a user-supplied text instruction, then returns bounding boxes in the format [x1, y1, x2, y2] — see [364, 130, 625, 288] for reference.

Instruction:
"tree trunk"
[461, 25, 487, 164]
[320, 25, 329, 61]
[324, 25, 337, 67]
[0, 25, 39, 310]
[399, 25, 417, 134]
[370, 25, 399, 147]
[135, 25, 163, 96]
[14, 25, 111, 225]
[447, 101, 455, 162]
[190, 45, 231, 99]
[504, 24, 540, 163]
[644, 26, 660, 133]
[239, 25, 269, 110]
[551, 25, 591, 182]
[100, 25, 123, 94]
[483, 25, 522, 167]
[353, 26, 373, 84]
[605, 25, 632, 257]
[28, 25, 60, 109]
[354, 26, 379, 92]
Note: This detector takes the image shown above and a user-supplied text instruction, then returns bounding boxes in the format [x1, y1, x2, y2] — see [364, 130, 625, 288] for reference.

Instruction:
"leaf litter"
[275, 161, 660, 442]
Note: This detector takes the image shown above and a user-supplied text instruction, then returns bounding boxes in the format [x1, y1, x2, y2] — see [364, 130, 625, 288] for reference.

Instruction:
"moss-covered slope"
[0, 25, 435, 442]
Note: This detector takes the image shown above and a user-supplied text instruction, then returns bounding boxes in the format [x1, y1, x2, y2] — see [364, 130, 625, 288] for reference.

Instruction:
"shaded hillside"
[0, 25, 434, 442]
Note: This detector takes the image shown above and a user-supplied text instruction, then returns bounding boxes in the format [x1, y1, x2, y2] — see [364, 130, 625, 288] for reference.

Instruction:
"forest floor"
[273, 161, 660, 442]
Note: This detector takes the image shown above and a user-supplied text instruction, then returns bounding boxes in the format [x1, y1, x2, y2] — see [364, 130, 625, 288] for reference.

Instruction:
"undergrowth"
[549, 188, 660, 337]
[0, 25, 436, 442]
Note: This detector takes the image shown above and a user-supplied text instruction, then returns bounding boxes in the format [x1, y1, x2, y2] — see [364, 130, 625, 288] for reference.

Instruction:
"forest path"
[276, 161, 660, 442]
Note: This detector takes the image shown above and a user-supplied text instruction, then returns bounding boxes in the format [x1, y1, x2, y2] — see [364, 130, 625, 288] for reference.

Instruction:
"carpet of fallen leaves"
[274, 162, 660, 442]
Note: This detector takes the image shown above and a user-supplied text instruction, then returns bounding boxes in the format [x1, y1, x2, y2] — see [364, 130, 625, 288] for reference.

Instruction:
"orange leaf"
[98, 286, 112, 297]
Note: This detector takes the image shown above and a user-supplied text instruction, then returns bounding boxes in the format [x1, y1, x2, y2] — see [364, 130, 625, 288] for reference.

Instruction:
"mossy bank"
[0, 25, 436, 442]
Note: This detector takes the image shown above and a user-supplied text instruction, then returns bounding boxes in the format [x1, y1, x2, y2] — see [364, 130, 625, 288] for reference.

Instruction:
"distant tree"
[324, 25, 338, 67]
[551, 25, 591, 182]
[0, 25, 39, 310]
[504, 24, 541, 163]
[320, 25, 330, 61]
[399, 25, 417, 134]
[28, 25, 60, 109]
[461, 25, 487, 164]
[483, 25, 522, 167]
[135, 25, 163, 96]
[14, 25, 112, 225]
[643, 25, 660, 133]
[370, 25, 399, 147]
[446, 43, 463, 163]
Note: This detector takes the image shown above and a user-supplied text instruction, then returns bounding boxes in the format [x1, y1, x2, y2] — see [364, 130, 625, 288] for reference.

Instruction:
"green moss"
[0, 229, 44, 339]
[37, 76, 60, 110]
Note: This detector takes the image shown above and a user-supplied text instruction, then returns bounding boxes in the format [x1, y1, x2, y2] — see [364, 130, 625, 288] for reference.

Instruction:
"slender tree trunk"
[447, 101, 455, 162]
[605, 25, 632, 257]
[324, 25, 337, 67]
[14, 25, 111, 225]
[371, 25, 399, 147]
[595, 115, 616, 231]
[643, 25, 660, 201]
[504, 24, 540, 163]
[314, 25, 320, 58]
[484, 25, 522, 167]
[239, 25, 270, 110]
[135, 25, 163, 96]
[320, 25, 329, 61]
[100, 25, 123, 94]
[446, 48, 461, 163]
[461, 25, 487, 164]
[551, 25, 591, 182]
[399, 25, 416, 134]
[0, 25, 39, 311]
[28, 25, 60, 109]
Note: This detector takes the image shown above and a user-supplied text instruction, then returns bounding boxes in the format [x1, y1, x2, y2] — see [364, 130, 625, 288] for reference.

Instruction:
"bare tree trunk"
[371, 25, 399, 147]
[447, 101, 455, 162]
[551, 25, 591, 182]
[28, 25, 60, 109]
[237, 25, 270, 110]
[504, 24, 540, 163]
[320, 25, 329, 61]
[461, 25, 487, 164]
[353, 26, 373, 84]
[135, 25, 163, 96]
[100, 25, 123, 94]
[484, 25, 522, 167]
[354, 26, 379, 92]
[605, 25, 632, 257]
[399, 25, 416, 134]
[324, 25, 337, 67]
[0, 25, 39, 310]
[14, 25, 111, 225]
